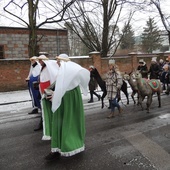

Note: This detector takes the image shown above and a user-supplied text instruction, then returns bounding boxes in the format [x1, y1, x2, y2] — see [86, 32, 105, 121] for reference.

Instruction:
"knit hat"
[56, 54, 70, 62]
[139, 59, 144, 63]
[108, 59, 115, 65]
[37, 55, 49, 60]
[163, 64, 169, 70]
[89, 65, 95, 69]
[151, 57, 157, 62]
[159, 59, 164, 63]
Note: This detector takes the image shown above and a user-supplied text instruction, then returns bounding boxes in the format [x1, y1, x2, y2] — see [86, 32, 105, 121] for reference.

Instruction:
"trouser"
[110, 95, 120, 112]
[90, 90, 99, 100]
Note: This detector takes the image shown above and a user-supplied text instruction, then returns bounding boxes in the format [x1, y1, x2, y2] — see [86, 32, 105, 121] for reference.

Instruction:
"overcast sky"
[0, 0, 169, 36]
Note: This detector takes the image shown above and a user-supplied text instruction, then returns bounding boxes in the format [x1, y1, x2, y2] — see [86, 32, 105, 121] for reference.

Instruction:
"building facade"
[0, 27, 68, 59]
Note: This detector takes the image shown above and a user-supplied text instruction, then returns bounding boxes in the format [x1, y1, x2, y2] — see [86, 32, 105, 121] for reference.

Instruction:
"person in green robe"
[44, 54, 90, 161]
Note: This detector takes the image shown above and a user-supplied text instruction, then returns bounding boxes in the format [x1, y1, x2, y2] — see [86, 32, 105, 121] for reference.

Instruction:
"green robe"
[42, 86, 85, 157]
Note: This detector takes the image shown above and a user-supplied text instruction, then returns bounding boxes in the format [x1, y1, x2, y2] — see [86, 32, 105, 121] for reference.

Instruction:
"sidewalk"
[0, 85, 166, 114]
[0, 89, 94, 113]
[0, 89, 100, 124]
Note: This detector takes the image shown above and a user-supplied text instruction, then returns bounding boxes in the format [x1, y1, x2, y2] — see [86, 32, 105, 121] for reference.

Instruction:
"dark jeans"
[110, 94, 120, 112]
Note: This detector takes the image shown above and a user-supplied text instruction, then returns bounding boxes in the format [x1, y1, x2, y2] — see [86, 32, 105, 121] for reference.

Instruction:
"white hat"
[139, 59, 144, 63]
[89, 65, 95, 69]
[37, 55, 49, 60]
[151, 57, 157, 62]
[159, 59, 164, 63]
[163, 64, 169, 70]
[29, 56, 37, 61]
[56, 54, 70, 62]
[109, 59, 115, 65]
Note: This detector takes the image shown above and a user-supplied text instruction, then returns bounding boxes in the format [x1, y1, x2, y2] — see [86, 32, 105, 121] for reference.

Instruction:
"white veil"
[52, 60, 90, 113]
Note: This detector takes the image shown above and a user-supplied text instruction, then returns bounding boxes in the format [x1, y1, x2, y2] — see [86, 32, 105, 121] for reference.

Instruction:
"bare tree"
[64, 0, 134, 57]
[3, 0, 76, 57]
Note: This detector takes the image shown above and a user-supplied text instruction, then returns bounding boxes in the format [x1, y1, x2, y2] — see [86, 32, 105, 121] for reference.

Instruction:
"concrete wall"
[0, 52, 170, 92]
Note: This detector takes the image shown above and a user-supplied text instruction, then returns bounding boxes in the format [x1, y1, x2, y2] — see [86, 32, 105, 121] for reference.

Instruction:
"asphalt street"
[0, 91, 170, 170]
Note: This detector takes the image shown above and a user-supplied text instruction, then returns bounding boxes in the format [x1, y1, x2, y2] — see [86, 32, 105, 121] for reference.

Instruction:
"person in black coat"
[137, 59, 148, 78]
[88, 66, 101, 103]
[161, 64, 170, 94]
[89, 66, 107, 108]
[148, 57, 161, 79]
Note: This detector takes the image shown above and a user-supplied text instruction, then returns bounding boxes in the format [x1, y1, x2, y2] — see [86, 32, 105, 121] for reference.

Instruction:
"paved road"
[0, 93, 170, 170]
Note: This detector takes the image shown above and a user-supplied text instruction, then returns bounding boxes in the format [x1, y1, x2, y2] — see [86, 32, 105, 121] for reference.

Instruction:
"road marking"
[122, 130, 170, 170]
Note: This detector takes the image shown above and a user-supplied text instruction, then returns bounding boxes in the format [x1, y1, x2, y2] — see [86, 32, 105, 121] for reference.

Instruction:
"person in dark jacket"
[90, 66, 107, 108]
[162, 64, 170, 94]
[88, 66, 101, 103]
[148, 57, 161, 79]
[137, 59, 148, 78]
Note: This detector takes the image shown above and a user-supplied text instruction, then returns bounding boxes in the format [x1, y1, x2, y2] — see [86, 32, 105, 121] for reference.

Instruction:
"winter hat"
[163, 64, 169, 70]
[89, 65, 95, 69]
[151, 57, 157, 62]
[139, 59, 144, 63]
[108, 59, 115, 65]
[56, 54, 70, 62]
[159, 59, 164, 63]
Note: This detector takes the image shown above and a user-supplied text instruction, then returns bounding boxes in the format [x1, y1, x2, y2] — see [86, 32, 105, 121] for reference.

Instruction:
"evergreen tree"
[141, 17, 163, 53]
[120, 24, 135, 50]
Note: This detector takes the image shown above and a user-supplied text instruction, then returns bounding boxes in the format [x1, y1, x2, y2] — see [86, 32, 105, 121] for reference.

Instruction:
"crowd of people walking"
[26, 53, 170, 161]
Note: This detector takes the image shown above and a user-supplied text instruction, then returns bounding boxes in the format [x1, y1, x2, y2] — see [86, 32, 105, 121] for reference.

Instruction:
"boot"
[107, 112, 115, 118]
[34, 118, 43, 131]
[118, 107, 123, 116]
[98, 95, 101, 101]
[101, 100, 104, 109]
[28, 108, 38, 114]
[108, 100, 111, 109]
[45, 152, 60, 161]
[88, 99, 94, 103]
[165, 91, 169, 95]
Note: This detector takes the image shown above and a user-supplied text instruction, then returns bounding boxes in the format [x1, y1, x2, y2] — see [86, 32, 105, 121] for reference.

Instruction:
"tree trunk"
[28, 28, 38, 57]
[168, 31, 170, 51]
[28, 0, 38, 57]
[101, 0, 109, 58]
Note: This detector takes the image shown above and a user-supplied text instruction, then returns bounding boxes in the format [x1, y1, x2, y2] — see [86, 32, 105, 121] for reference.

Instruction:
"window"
[0, 45, 4, 59]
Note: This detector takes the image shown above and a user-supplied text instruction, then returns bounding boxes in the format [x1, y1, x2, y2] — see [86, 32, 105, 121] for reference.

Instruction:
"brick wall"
[0, 27, 68, 59]
[0, 59, 30, 92]
[0, 52, 170, 92]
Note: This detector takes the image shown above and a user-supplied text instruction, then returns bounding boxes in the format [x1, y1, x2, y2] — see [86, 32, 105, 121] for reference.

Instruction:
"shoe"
[88, 100, 93, 103]
[34, 125, 43, 131]
[101, 101, 104, 109]
[107, 112, 115, 119]
[28, 108, 38, 114]
[118, 107, 123, 114]
[45, 152, 60, 161]
[118, 107, 123, 117]
[98, 95, 101, 101]
[165, 91, 169, 95]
